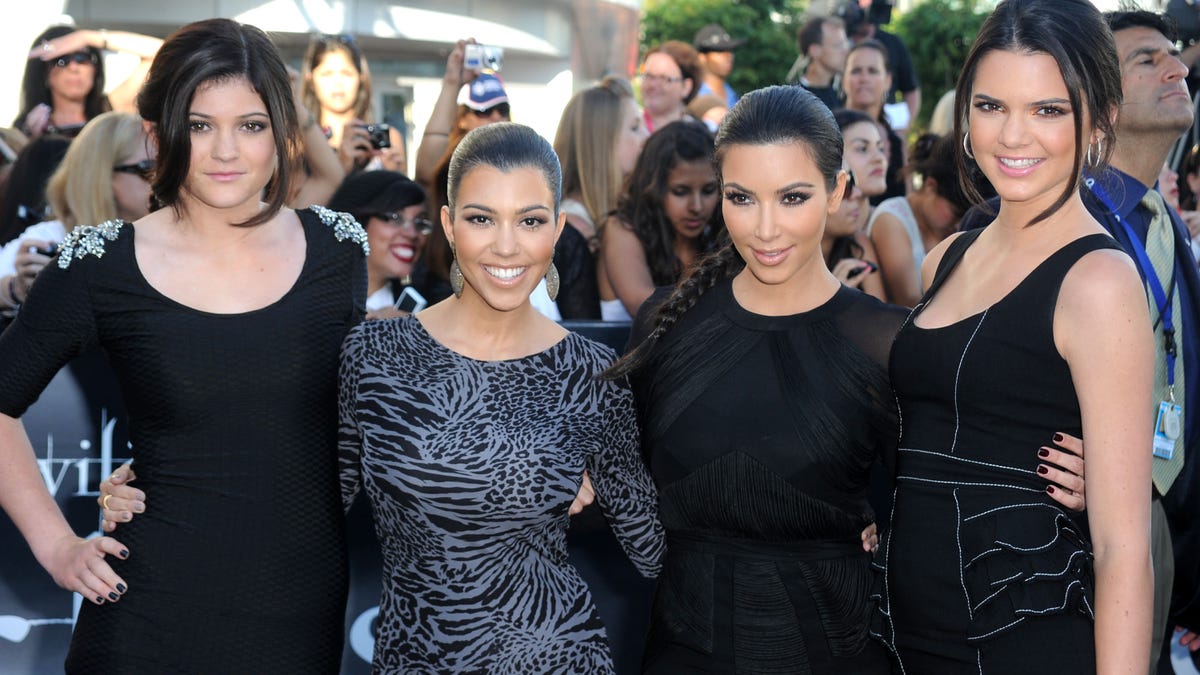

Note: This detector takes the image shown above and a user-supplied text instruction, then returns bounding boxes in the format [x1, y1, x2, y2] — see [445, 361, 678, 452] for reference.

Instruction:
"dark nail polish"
[116, 583, 126, 593]
[96, 596, 104, 604]
[108, 592, 118, 601]
[1046, 485, 1056, 494]
[1053, 433, 1064, 443]
[119, 549, 129, 559]
[1038, 448, 1050, 458]
[1037, 465, 1049, 475]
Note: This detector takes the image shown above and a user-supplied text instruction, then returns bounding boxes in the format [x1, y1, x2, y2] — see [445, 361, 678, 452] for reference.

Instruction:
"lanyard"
[1088, 179, 1179, 390]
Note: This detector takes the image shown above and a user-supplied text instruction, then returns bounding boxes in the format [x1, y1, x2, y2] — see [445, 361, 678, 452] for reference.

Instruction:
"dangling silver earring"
[962, 131, 975, 159]
[449, 243, 465, 298]
[545, 261, 560, 301]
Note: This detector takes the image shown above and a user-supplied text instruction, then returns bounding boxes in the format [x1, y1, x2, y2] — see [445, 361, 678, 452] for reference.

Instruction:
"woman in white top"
[866, 133, 972, 306]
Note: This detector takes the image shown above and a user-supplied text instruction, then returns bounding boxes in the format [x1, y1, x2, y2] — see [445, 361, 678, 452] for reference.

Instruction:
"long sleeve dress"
[631, 279, 906, 673]
[337, 317, 664, 673]
[0, 206, 367, 673]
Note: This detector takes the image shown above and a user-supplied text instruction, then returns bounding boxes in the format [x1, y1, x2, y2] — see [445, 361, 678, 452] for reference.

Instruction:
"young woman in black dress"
[0, 19, 366, 672]
[610, 84, 1089, 673]
[874, 0, 1154, 671]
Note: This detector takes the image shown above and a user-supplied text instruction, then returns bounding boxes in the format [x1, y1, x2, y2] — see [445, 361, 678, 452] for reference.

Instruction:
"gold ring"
[102, 494, 113, 510]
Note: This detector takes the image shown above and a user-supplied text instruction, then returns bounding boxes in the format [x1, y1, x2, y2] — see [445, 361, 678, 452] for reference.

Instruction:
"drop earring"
[449, 243, 464, 298]
[545, 260, 560, 301]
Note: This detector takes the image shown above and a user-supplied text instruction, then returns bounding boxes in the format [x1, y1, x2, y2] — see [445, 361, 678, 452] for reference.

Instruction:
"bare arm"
[871, 212, 923, 307]
[853, 231, 887, 301]
[600, 217, 656, 317]
[31, 29, 163, 113]
[287, 67, 345, 209]
[0, 414, 128, 603]
[1056, 249, 1154, 674]
[414, 39, 478, 189]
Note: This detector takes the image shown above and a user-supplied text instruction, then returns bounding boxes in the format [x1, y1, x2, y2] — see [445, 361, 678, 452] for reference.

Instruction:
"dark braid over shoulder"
[605, 242, 743, 379]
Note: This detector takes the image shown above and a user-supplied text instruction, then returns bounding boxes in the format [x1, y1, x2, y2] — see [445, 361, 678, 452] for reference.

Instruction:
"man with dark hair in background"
[795, 15, 849, 111]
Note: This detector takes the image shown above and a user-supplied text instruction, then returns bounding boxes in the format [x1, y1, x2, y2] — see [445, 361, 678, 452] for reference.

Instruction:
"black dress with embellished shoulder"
[0, 207, 367, 674]
[631, 278, 906, 674]
[873, 229, 1122, 672]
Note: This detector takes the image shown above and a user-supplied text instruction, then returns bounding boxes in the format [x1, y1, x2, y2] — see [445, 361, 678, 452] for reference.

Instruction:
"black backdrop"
[0, 333, 654, 673]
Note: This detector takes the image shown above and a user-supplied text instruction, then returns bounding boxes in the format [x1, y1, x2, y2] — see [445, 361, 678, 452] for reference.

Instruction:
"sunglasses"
[113, 160, 154, 180]
[471, 102, 510, 119]
[52, 52, 98, 69]
[376, 212, 434, 235]
[638, 73, 683, 86]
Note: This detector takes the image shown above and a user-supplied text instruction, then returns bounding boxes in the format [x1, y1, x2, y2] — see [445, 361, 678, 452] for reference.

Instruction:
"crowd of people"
[0, 0, 1198, 673]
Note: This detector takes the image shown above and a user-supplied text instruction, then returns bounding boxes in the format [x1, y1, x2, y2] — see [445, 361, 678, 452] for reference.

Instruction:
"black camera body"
[363, 123, 391, 149]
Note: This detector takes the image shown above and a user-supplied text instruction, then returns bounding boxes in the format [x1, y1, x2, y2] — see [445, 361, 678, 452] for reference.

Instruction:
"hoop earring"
[962, 131, 975, 160]
[545, 261, 560, 301]
[449, 243, 465, 298]
[1087, 138, 1103, 167]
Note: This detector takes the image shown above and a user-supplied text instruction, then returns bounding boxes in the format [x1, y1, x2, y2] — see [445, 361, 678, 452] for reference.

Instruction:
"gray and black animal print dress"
[338, 317, 664, 673]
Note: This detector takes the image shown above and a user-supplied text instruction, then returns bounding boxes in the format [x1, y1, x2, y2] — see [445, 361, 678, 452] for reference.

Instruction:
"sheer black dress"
[0, 207, 367, 673]
[631, 278, 906, 673]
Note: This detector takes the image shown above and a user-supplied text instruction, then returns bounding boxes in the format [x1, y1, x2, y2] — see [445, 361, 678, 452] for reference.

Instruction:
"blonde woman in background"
[0, 111, 152, 313]
[554, 76, 649, 318]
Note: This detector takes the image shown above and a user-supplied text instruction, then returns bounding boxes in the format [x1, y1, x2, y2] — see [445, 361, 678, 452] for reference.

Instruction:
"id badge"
[1153, 400, 1183, 460]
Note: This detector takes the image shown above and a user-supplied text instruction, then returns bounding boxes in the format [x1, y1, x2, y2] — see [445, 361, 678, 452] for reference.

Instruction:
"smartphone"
[846, 260, 878, 280]
[395, 286, 427, 314]
[28, 243, 59, 257]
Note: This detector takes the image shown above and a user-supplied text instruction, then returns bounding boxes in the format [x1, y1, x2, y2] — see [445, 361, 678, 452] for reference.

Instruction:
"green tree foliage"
[892, 0, 992, 131]
[639, 0, 807, 96]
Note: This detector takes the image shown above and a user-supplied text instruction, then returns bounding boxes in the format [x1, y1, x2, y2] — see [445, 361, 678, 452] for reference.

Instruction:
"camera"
[464, 44, 504, 72]
[361, 123, 391, 150]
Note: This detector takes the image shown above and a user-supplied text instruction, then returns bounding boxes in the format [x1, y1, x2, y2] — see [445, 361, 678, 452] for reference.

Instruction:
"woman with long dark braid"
[608, 84, 1088, 673]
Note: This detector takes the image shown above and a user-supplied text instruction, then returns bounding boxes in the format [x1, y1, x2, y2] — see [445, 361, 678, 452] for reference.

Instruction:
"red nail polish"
[1053, 433, 1064, 443]
[1037, 465, 1049, 475]
[1046, 485, 1055, 494]
[1038, 448, 1050, 458]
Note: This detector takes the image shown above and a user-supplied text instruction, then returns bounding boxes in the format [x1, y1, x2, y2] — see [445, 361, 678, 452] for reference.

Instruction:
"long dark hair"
[608, 85, 842, 378]
[301, 33, 373, 124]
[14, 26, 110, 132]
[136, 18, 299, 228]
[954, 0, 1121, 226]
[445, 122, 561, 217]
[612, 120, 721, 287]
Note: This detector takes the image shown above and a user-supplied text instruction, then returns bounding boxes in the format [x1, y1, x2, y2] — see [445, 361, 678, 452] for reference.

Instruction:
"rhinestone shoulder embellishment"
[57, 220, 126, 269]
[310, 205, 370, 255]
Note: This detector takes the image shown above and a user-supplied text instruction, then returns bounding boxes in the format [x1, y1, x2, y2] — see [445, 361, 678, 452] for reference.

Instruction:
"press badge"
[1153, 400, 1183, 460]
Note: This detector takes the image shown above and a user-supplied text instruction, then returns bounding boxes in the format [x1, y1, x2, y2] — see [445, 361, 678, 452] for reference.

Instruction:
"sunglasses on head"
[113, 159, 154, 180]
[52, 52, 98, 68]
[471, 102, 510, 119]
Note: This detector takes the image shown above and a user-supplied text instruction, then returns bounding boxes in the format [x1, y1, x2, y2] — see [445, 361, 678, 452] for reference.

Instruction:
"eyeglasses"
[639, 73, 683, 86]
[113, 160, 154, 180]
[52, 52, 98, 69]
[376, 212, 434, 235]
[470, 102, 511, 119]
